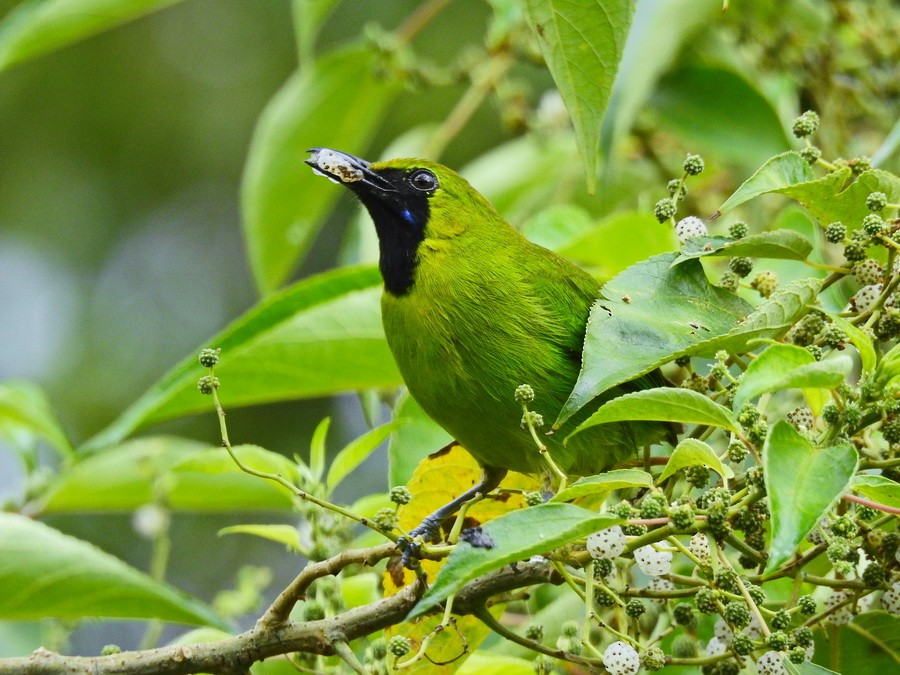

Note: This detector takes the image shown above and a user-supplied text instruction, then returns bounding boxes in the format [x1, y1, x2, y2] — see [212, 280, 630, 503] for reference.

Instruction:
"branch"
[0, 549, 568, 675]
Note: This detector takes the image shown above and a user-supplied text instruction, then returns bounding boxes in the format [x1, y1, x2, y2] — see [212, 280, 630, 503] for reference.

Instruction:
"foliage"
[1, 1, 899, 674]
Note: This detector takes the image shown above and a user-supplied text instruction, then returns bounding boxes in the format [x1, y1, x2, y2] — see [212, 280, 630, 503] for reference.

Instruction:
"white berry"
[743, 613, 763, 639]
[851, 283, 882, 313]
[675, 216, 708, 243]
[757, 650, 788, 675]
[603, 640, 639, 675]
[881, 581, 900, 615]
[854, 258, 883, 285]
[689, 532, 711, 562]
[825, 589, 854, 625]
[706, 636, 728, 656]
[634, 545, 672, 576]
[587, 525, 626, 559]
[714, 617, 734, 643]
[648, 577, 674, 603]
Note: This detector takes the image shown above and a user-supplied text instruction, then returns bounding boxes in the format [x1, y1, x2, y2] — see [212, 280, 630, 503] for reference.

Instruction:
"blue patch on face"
[401, 209, 415, 225]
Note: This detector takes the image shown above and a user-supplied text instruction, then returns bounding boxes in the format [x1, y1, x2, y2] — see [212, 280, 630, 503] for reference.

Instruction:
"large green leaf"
[409, 504, 618, 618]
[0, 0, 183, 72]
[569, 387, 739, 440]
[556, 253, 751, 428]
[599, 0, 720, 169]
[650, 65, 791, 167]
[83, 266, 399, 452]
[241, 46, 399, 293]
[518, 0, 635, 191]
[850, 475, 900, 509]
[763, 421, 858, 573]
[388, 392, 452, 488]
[718, 152, 815, 215]
[675, 230, 813, 264]
[551, 468, 653, 502]
[779, 168, 900, 229]
[0, 513, 226, 627]
[0, 380, 73, 460]
[291, 0, 338, 66]
[733, 344, 852, 411]
[658, 438, 734, 482]
[325, 420, 405, 492]
[162, 445, 301, 512]
[38, 436, 205, 514]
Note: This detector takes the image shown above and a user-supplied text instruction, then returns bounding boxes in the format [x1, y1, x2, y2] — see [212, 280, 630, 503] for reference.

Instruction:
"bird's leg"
[399, 466, 507, 567]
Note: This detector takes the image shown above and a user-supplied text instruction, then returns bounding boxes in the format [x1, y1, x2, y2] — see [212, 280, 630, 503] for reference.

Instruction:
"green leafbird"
[306, 148, 669, 549]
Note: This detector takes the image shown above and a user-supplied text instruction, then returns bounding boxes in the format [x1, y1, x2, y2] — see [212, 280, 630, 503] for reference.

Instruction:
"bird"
[306, 148, 669, 550]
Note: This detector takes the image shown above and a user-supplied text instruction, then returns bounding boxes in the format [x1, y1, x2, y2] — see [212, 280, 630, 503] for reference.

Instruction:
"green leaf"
[733, 344, 852, 411]
[763, 421, 858, 572]
[649, 65, 791, 167]
[0, 380, 73, 460]
[388, 391, 452, 488]
[718, 152, 815, 214]
[218, 524, 305, 554]
[83, 266, 399, 452]
[163, 445, 300, 512]
[291, 0, 338, 65]
[556, 253, 752, 428]
[780, 168, 900, 229]
[308, 417, 331, 483]
[409, 504, 618, 618]
[325, 420, 404, 492]
[658, 438, 734, 482]
[39, 436, 205, 514]
[0, 0, 183, 72]
[568, 387, 739, 441]
[850, 475, 900, 509]
[519, 0, 634, 191]
[786, 661, 840, 675]
[843, 612, 900, 667]
[600, 0, 721, 169]
[457, 653, 535, 675]
[241, 46, 399, 294]
[550, 468, 653, 502]
[0, 513, 226, 627]
[828, 313, 876, 375]
[675, 230, 813, 264]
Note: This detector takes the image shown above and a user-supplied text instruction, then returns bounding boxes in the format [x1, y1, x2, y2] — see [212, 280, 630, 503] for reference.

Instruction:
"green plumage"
[308, 149, 667, 480]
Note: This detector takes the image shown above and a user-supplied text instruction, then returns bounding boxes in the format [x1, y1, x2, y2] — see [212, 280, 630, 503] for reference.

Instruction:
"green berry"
[850, 156, 872, 174]
[824, 221, 846, 243]
[514, 384, 535, 403]
[727, 441, 748, 463]
[683, 154, 705, 175]
[304, 602, 325, 621]
[525, 624, 544, 641]
[521, 410, 544, 428]
[732, 633, 754, 656]
[844, 242, 867, 262]
[715, 569, 741, 594]
[524, 491, 544, 506]
[826, 537, 852, 562]
[667, 179, 687, 199]
[747, 419, 768, 445]
[866, 191, 888, 212]
[388, 635, 411, 657]
[685, 464, 710, 487]
[674, 602, 695, 625]
[695, 587, 719, 614]
[667, 502, 695, 530]
[198, 348, 219, 368]
[792, 625, 814, 646]
[594, 587, 617, 606]
[821, 326, 847, 349]
[654, 198, 677, 222]
[373, 508, 398, 532]
[738, 404, 761, 427]
[746, 583, 767, 606]
[807, 344, 823, 361]
[728, 221, 749, 239]
[745, 466, 766, 490]
[800, 145, 822, 164]
[389, 486, 412, 505]
[863, 213, 886, 235]
[797, 595, 817, 616]
[772, 609, 792, 630]
[831, 515, 858, 538]
[197, 375, 219, 395]
[767, 631, 789, 651]
[856, 504, 877, 521]
[718, 271, 740, 291]
[675, 355, 691, 367]
[561, 620, 579, 638]
[641, 646, 667, 671]
[750, 270, 778, 298]
[594, 557, 614, 578]
[100, 645, 121, 656]
[640, 492, 668, 519]
[875, 310, 900, 340]
[368, 637, 387, 661]
[724, 601, 751, 628]
[671, 634, 697, 658]
[792, 110, 819, 137]
[789, 647, 807, 664]
[862, 562, 886, 587]
[626, 599, 646, 618]
[729, 256, 754, 278]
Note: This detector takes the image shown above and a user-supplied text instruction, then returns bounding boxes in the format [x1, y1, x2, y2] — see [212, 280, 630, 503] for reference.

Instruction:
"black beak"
[306, 148, 397, 194]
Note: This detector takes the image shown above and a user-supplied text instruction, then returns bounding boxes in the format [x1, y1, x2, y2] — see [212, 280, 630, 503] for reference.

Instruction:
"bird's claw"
[397, 518, 442, 568]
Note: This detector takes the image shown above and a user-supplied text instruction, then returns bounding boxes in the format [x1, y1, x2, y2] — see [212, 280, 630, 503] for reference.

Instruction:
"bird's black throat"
[352, 170, 430, 297]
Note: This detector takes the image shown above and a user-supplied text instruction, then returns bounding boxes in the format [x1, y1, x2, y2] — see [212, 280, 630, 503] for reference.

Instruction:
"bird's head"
[306, 148, 497, 296]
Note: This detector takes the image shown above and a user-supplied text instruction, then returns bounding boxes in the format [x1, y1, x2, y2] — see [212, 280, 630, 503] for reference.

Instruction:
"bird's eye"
[408, 169, 438, 192]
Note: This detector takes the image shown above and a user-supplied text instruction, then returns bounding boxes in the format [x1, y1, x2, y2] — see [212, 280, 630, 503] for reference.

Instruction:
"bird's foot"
[397, 517, 443, 568]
